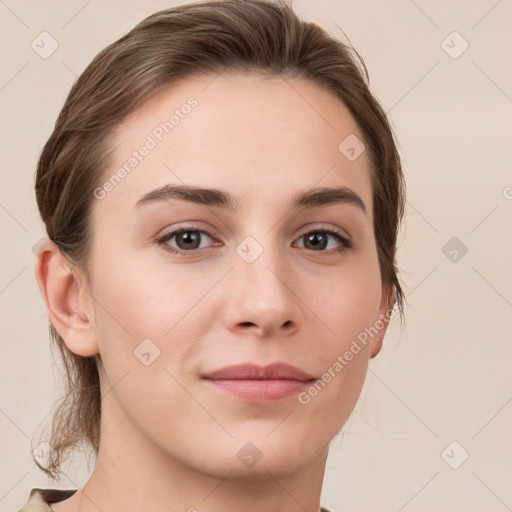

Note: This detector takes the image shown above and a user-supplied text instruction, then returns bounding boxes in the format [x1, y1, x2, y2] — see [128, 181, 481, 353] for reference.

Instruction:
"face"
[81, 72, 392, 479]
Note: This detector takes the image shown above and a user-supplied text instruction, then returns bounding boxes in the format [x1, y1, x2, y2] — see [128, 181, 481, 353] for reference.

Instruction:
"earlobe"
[35, 239, 99, 357]
[369, 284, 396, 359]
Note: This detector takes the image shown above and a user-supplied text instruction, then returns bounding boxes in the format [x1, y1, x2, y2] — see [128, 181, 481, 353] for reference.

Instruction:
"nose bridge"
[237, 227, 290, 286]
[226, 230, 301, 335]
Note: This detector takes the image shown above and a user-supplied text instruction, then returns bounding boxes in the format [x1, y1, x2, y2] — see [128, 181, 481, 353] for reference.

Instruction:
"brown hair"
[33, 0, 405, 479]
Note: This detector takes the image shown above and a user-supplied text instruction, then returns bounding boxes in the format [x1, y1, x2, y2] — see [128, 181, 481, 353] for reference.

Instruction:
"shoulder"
[17, 488, 77, 512]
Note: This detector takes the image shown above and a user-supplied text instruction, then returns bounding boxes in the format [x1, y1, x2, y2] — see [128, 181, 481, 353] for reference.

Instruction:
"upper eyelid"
[158, 223, 350, 239]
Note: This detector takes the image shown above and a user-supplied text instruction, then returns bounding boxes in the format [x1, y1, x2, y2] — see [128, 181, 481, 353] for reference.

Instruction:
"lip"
[202, 362, 314, 381]
[202, 363, 316, 403]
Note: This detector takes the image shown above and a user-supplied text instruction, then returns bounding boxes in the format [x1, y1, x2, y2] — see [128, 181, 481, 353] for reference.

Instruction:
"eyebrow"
[134, 184, 367, 215]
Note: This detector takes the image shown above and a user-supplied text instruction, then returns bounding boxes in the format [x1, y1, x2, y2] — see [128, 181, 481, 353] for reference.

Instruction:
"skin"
[36, 72, 394, 512]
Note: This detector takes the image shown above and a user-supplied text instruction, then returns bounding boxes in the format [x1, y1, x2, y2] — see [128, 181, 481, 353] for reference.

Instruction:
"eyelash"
[155, 226, 353, 256]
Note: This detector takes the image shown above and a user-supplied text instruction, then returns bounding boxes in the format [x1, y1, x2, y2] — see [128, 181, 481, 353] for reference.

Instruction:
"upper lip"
[202, 363, 315, 381]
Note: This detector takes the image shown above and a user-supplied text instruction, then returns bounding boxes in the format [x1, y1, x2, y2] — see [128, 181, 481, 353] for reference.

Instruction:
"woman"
[21, 0, 405, 510]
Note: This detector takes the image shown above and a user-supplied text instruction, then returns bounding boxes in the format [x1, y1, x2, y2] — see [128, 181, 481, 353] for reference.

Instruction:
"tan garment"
[18, 488, 335, 511]
[17, 488, 77, 511]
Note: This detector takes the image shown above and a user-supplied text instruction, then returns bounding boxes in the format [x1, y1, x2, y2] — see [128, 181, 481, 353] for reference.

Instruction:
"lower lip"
[203, 379, 313, 402]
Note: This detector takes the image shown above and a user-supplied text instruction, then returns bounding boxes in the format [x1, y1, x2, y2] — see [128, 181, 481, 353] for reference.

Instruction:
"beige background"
[1, 1, 511, 511]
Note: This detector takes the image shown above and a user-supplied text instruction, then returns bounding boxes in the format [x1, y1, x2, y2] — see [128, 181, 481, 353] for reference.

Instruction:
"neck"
[60, 393, 329, 512]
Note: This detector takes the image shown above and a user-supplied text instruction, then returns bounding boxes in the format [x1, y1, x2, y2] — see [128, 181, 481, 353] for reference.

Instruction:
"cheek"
[297, 276, 381, 434]
[302, 252, 381, 403]
[88, 237, 182, 335]
[87, 241, 215, 392]
[314, 256, 382, 345]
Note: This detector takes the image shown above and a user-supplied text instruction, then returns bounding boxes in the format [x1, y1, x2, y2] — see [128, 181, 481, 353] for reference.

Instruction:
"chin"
[189, 435, 321, 480]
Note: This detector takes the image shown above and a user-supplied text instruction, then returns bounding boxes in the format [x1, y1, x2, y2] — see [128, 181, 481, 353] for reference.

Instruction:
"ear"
[369, 284, 396, 359]
[35, 239, 99, 357]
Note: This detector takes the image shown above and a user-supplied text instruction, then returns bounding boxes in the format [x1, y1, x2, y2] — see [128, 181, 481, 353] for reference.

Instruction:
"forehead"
[97, 72, 373, 217]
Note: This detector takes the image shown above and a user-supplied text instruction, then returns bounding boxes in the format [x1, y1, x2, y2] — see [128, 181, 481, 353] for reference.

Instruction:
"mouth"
[201, 362, 316, 402]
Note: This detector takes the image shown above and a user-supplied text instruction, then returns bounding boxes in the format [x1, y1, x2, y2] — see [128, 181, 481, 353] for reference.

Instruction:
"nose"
[223, 239, 302, 338]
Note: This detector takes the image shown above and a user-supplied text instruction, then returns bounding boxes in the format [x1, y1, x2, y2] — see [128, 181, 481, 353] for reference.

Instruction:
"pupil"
[179, 231, 199, 249]
[307, 233, 326, 250]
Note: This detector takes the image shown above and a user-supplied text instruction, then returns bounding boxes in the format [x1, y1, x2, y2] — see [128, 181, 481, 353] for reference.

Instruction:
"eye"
[294, 229, 352, 253]
[156, 227, 216, 254]
[156, 226, 352, 256]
